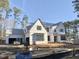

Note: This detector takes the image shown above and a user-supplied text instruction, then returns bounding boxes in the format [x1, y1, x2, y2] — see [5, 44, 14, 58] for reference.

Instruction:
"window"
[54, 29, 56, 32]
[32, 33, 44, 41]
[48, 36, 50, 41]
[37, 26, 41, 30]
[60, 29, 64, 32]
[61, 35, 66, 40]
[54, 36, 57, 42]
[46, 28, 49, 32]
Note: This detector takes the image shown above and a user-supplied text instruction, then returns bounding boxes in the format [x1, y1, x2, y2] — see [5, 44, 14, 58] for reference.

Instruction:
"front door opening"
[26, 37, 29, 46]
[48, 36, 50, 41]
[54, 36, 57, 42]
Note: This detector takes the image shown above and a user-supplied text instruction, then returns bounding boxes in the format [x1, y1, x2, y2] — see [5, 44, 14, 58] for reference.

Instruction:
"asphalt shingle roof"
[12, 29, 24, 35]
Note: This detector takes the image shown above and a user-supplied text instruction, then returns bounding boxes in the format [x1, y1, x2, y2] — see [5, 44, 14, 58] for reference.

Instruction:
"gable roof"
[26, 18, 47, 31]
[26, 19, 64, 32]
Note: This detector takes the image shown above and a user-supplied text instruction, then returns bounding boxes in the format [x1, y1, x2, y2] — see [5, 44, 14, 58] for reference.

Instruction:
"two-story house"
[48, 22, 66, 42]
[25, 19, 67, 45]
[25, 19, 48, 45]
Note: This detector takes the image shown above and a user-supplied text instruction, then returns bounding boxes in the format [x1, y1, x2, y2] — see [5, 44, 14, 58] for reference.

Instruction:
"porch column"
[5, 37, 9, 44]
[57, 35, 61, 42]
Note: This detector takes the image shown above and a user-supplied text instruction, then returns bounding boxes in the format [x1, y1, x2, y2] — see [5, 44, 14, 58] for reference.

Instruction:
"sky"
[10, 0, 78, 23]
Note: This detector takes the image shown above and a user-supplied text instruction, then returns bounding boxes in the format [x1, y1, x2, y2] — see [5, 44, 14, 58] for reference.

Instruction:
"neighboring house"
[5, 29, 25, 44]
[25, 19, 48, 45]
[2, 19, 17, 44]
[48, 22, 66, 42]
[0, 18, 24, 44]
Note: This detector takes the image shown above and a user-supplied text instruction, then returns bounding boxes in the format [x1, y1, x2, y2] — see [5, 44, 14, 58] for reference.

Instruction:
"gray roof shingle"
[12, 29, 24, 35]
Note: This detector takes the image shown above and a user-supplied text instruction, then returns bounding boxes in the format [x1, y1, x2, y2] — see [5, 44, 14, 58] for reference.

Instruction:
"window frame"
[32, 33, 44, 41]
[60, 29, 64, 32]
[37, 26, 41, 30]
[61, 35, 66, 40]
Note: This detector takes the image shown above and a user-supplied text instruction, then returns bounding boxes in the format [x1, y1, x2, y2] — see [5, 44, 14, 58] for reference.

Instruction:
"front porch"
[30, 33, 48, 45]
[48, 34, 66, 42]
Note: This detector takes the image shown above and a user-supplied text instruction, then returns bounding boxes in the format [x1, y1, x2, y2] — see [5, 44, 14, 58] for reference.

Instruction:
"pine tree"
[72, 0, 79, 17]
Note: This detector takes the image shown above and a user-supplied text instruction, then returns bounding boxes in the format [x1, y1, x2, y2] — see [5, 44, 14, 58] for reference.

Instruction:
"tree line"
[64, 19, 79, 41]
[0, 0, 28, 44]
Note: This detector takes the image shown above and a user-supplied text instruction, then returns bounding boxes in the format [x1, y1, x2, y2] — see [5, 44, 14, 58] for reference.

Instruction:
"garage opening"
[9, 38, 23, 44]
[9, 38, 16, 44]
